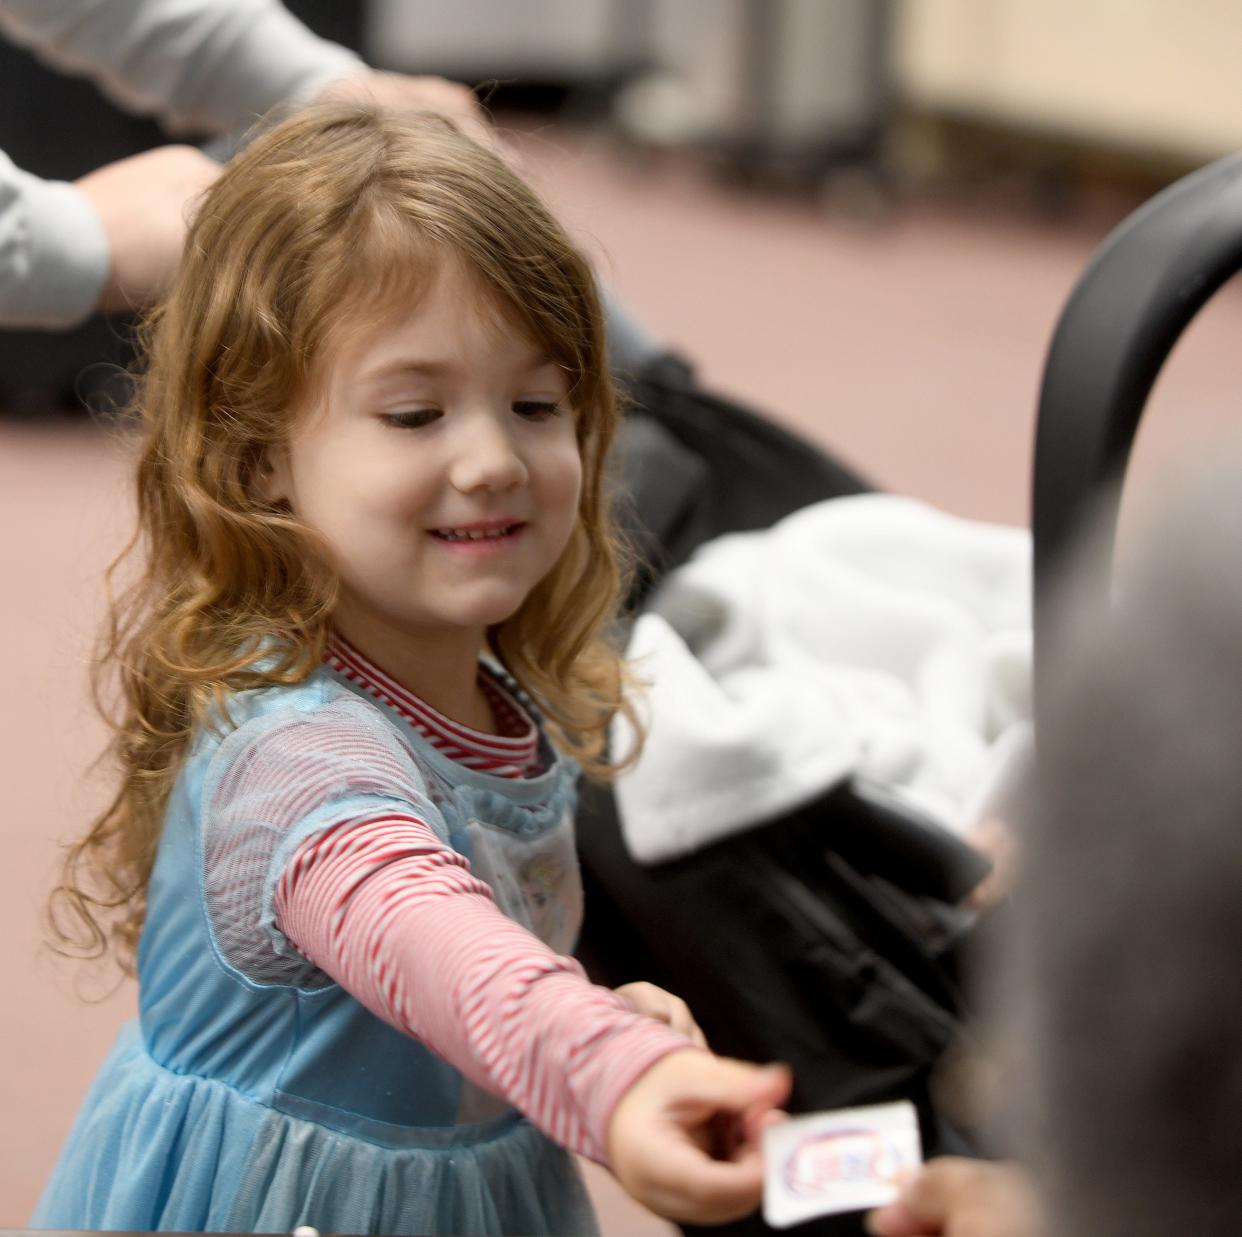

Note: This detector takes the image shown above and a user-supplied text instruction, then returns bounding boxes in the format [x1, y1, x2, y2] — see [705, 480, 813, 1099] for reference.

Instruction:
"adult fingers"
[320, 71, 494, 148]
[866, 1201, 937, 1236]
[869, 1159, 1041, 1237]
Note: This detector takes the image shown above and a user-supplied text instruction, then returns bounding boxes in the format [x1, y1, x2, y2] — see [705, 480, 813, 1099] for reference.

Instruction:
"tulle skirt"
[32, 1022, 597, 1236]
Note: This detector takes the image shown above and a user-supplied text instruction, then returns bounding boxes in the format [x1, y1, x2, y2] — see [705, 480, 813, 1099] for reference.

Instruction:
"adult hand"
[614, 981, 708, 1047]
[607, 1049, 790, 1224]
[75, 144, 220, 313]
[865, 1157, 1043, 1237]
[318, 70, 494, 149]
[966, 817, 1019, 910]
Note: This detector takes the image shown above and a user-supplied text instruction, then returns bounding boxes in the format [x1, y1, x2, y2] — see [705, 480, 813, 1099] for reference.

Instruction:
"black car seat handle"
[1032, 149, 1242, 712]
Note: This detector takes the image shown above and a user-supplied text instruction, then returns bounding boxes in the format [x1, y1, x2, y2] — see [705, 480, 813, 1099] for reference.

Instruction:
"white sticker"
[762, 1100, 922, 1228]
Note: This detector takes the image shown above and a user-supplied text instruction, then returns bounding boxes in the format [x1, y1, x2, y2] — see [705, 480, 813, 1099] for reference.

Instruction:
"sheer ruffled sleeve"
[198, 693, 441, 988]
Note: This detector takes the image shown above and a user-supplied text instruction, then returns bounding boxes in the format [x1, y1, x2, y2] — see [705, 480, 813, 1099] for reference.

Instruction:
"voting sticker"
[762, 1100, 922, 1228]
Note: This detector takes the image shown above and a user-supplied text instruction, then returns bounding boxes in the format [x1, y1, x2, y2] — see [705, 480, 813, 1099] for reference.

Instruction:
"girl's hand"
[865, 1158, 1043, 1237]
[607, 1049, 791, 1224]
[614, 981, 708, 1047]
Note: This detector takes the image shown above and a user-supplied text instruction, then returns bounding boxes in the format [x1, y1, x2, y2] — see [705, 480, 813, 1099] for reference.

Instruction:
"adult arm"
[0, 0, 363, 136]
[0, 0, 359, 326]
[0, 2, 492, 326]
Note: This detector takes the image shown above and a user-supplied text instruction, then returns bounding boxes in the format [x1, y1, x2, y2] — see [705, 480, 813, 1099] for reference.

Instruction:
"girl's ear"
[258, 445, 293, 507]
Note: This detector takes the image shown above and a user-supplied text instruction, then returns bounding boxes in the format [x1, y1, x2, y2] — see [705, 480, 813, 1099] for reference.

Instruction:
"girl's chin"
[346, 607, 524, 643]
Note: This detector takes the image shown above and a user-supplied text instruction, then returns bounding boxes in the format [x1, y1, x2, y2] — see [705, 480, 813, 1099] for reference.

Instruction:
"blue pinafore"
[33, 663, 596, 1235]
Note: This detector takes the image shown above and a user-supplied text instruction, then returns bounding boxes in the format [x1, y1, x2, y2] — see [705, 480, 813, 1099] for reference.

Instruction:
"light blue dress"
[33, 664, 597, 1235]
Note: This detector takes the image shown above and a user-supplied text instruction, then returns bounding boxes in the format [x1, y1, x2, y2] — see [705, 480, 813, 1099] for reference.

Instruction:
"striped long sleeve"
[274, 811, 693, 1164]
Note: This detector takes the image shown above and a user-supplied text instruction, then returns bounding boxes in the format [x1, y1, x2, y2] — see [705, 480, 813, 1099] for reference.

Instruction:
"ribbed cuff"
[1, 172, 108, 329]
[583, 1023, 706, 1166]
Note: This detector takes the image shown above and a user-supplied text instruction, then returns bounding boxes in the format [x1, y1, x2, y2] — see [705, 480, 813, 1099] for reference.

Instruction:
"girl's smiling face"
[266, 260, 583, 667]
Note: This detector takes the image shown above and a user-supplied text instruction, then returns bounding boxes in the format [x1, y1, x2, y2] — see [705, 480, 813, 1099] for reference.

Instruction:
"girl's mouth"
[429, 522, 525, 544]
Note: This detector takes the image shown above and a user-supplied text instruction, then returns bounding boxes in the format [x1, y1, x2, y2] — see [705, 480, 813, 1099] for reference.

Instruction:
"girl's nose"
[449, 415, 528, 494]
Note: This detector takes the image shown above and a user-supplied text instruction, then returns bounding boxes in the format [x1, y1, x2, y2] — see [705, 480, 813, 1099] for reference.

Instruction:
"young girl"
[37, 103, 790, 1236]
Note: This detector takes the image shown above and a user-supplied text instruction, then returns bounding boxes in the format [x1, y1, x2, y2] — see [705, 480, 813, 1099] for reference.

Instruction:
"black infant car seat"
[577, 357, 990, 1237]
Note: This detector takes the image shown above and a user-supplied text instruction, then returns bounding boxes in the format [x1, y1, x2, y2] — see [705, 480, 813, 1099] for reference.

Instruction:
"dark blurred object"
[579, 356, 982, 1237]
[0, 1, 361, 419]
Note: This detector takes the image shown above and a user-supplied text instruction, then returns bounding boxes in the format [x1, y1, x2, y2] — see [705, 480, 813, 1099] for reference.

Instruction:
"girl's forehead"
[322, 263, 554, 379]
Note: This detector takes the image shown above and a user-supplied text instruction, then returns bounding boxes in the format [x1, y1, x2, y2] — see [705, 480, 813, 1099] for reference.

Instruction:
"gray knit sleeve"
[0, 0, 364, 136]
[0, 150, 108, 328]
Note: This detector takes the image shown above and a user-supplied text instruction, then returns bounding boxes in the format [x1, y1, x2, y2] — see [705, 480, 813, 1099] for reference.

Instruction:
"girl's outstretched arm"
[275, 812, 691, 1165]
[218, 700, 788, 1225]
[278, 815, 790, 1222]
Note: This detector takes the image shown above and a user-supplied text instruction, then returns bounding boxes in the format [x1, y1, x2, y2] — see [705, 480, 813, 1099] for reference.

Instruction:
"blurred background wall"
[895, 0, 1242, 164]
[4, 2, 1242, 1232]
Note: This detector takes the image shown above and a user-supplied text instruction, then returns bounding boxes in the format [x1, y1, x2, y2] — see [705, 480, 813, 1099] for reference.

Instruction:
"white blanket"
[612, 494, 1033, 864]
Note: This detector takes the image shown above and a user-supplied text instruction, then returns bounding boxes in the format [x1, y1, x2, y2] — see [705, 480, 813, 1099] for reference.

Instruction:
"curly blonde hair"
[52, 103, 637, 972]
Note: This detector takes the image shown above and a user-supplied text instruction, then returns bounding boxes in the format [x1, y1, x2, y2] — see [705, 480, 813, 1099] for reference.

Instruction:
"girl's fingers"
[692, 1058, 792, 1111]
[742, 1103, 788, 1148]
[614, 981, 710, 1047]
[672, 1002, 709, 1046]
[635, 1132, 767, 1224]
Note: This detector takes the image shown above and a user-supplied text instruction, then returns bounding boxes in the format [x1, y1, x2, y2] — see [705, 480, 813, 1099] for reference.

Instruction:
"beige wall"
[894, 0, 1242, 161]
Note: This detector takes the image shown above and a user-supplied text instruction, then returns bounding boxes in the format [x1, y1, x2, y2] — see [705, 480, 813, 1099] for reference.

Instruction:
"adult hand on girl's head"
[317, 71, 496, 151]
[614, 982, 708, 1047]
[607, 1049, 790, 1224]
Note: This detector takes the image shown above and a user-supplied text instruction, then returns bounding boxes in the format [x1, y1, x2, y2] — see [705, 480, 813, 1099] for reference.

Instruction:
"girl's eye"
[513, 401, 561, 420]
[381, 408, 440, 429]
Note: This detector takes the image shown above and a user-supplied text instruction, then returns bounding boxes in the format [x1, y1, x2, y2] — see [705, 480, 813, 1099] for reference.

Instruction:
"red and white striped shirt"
[272, 637, 692, 1164]
[325, 635, 539, 777]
